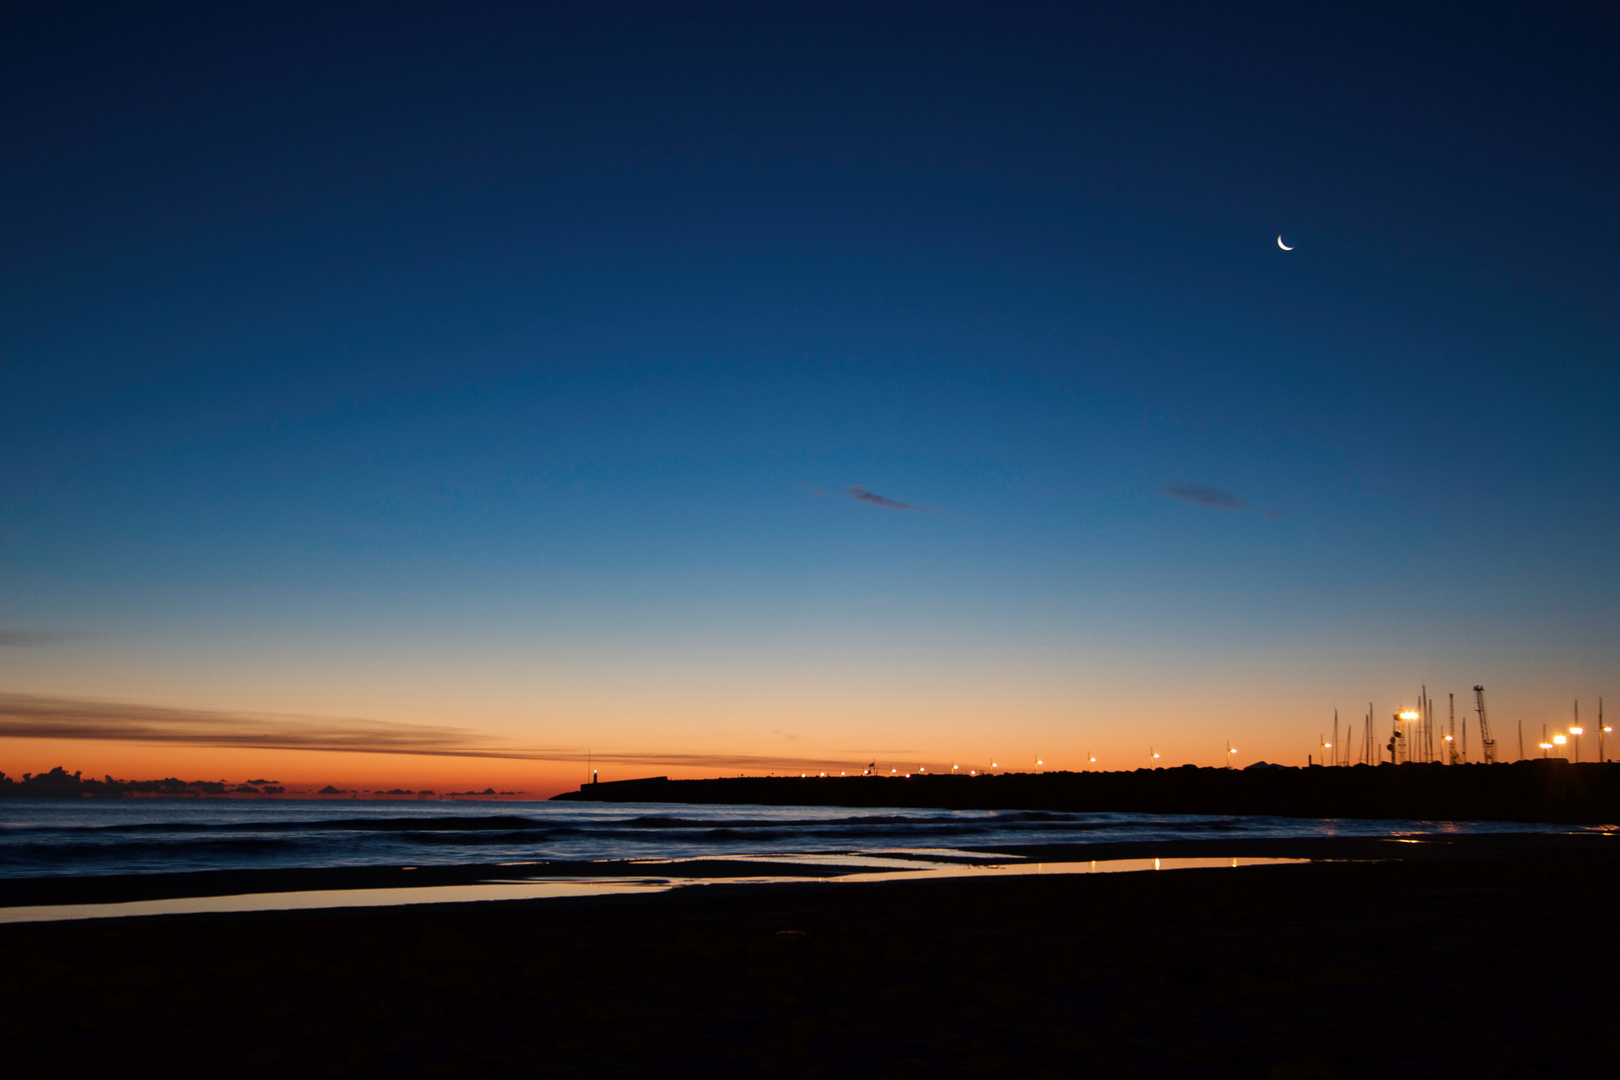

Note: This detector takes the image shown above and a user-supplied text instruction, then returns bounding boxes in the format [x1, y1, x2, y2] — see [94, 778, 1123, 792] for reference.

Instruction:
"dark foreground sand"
[3, 836, 1618, 1079]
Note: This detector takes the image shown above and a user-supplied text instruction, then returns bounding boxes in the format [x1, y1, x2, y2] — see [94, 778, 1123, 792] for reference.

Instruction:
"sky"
[2, 2, 1617, 793]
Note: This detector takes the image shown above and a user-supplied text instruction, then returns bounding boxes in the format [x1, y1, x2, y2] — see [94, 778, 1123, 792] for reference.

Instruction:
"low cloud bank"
[0, 692, 861, 773]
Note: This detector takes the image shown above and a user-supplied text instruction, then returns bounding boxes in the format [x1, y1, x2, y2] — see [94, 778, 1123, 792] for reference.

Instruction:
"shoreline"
[2, 829, 1612, 912]
[3, 840, 1617, 1077]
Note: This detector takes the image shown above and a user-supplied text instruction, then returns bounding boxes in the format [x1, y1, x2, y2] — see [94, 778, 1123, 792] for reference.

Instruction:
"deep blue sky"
[2, 2, 1617, 780]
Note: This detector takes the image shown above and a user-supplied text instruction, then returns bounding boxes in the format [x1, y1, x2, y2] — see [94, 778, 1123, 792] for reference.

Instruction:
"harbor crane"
[1474, 685, 1498, 763]
[1448, 693, 1460, 764]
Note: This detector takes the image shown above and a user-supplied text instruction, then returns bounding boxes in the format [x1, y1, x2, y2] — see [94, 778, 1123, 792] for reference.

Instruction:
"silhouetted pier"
[554, 761, 1620, 824]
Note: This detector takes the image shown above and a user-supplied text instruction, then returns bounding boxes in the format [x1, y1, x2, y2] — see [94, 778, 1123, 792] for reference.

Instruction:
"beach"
[4, 834, 1617, 1078]
[6, 4, 1616, 1077]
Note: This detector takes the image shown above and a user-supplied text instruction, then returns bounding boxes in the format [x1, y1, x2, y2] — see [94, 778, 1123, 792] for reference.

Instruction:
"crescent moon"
[1277, 235, 1294, 251]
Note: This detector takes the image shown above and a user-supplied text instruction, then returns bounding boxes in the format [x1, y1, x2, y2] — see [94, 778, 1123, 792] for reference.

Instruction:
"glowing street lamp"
[1552, 734, 1567, 760]
[1391, 711, 1419, 766]
[1539, 742, 1553, 758]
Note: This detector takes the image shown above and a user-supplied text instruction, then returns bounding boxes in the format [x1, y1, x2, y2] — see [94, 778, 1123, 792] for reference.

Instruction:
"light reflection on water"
[0, 798, 1587, 880]
[0, 854, 1307, 925]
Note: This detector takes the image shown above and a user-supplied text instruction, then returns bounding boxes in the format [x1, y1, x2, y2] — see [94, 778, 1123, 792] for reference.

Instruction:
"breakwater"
[554, 760, 1620, 824]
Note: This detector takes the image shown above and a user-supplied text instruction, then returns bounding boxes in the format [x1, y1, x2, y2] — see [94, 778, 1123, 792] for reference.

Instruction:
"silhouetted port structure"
[1369, 684, 1507, 767]
[1475, 685, 1499, 763]
[557, 760, 1620, 824]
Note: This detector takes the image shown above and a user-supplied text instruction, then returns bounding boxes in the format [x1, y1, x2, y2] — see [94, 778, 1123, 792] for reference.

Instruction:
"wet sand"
[1, 831, 1607, 908]
[3, 834, 1618, 1077]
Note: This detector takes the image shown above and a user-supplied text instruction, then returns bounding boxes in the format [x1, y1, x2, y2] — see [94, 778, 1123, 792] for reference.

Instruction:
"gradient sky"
[2, 2, 1617, 793]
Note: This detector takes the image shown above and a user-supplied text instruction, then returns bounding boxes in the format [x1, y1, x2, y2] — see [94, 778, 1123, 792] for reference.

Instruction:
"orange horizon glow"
[4, 650, 1610, 796]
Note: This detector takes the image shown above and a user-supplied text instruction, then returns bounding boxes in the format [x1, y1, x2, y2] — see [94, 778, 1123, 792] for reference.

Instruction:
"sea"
[0, 798, 1592, 879]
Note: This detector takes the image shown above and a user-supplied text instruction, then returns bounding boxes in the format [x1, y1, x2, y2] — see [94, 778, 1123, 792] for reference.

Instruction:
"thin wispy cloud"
[810, 485, 936, 513]
[0, 693, 861, 774]
[1160, 484, 1247, 512]
[850, 486, 930, 511]
[0, 631, 76, 647]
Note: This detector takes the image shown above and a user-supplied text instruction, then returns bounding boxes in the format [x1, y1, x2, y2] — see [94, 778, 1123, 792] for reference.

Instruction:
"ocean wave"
[0, 801, 1552, 881]
[0, 835, 307, 865]
[4, 814, 552, 835]
[614, 813, 985, 829]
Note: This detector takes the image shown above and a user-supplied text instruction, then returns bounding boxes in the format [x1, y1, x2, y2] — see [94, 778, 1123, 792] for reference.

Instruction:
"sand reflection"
[0, 855, 1307, 924]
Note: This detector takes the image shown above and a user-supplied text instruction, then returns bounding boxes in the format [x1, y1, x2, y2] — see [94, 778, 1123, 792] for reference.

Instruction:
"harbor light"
[1399, 710, 1420, 721]
[1553, 735, 1567, 746]
[1570, 726, 1584, 736]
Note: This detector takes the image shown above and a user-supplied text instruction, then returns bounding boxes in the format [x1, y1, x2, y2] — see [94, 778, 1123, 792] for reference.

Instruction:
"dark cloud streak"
[1160, 484, 1247, 512]
[0, 693, 862, 774]
[845, 486, 935, 513]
